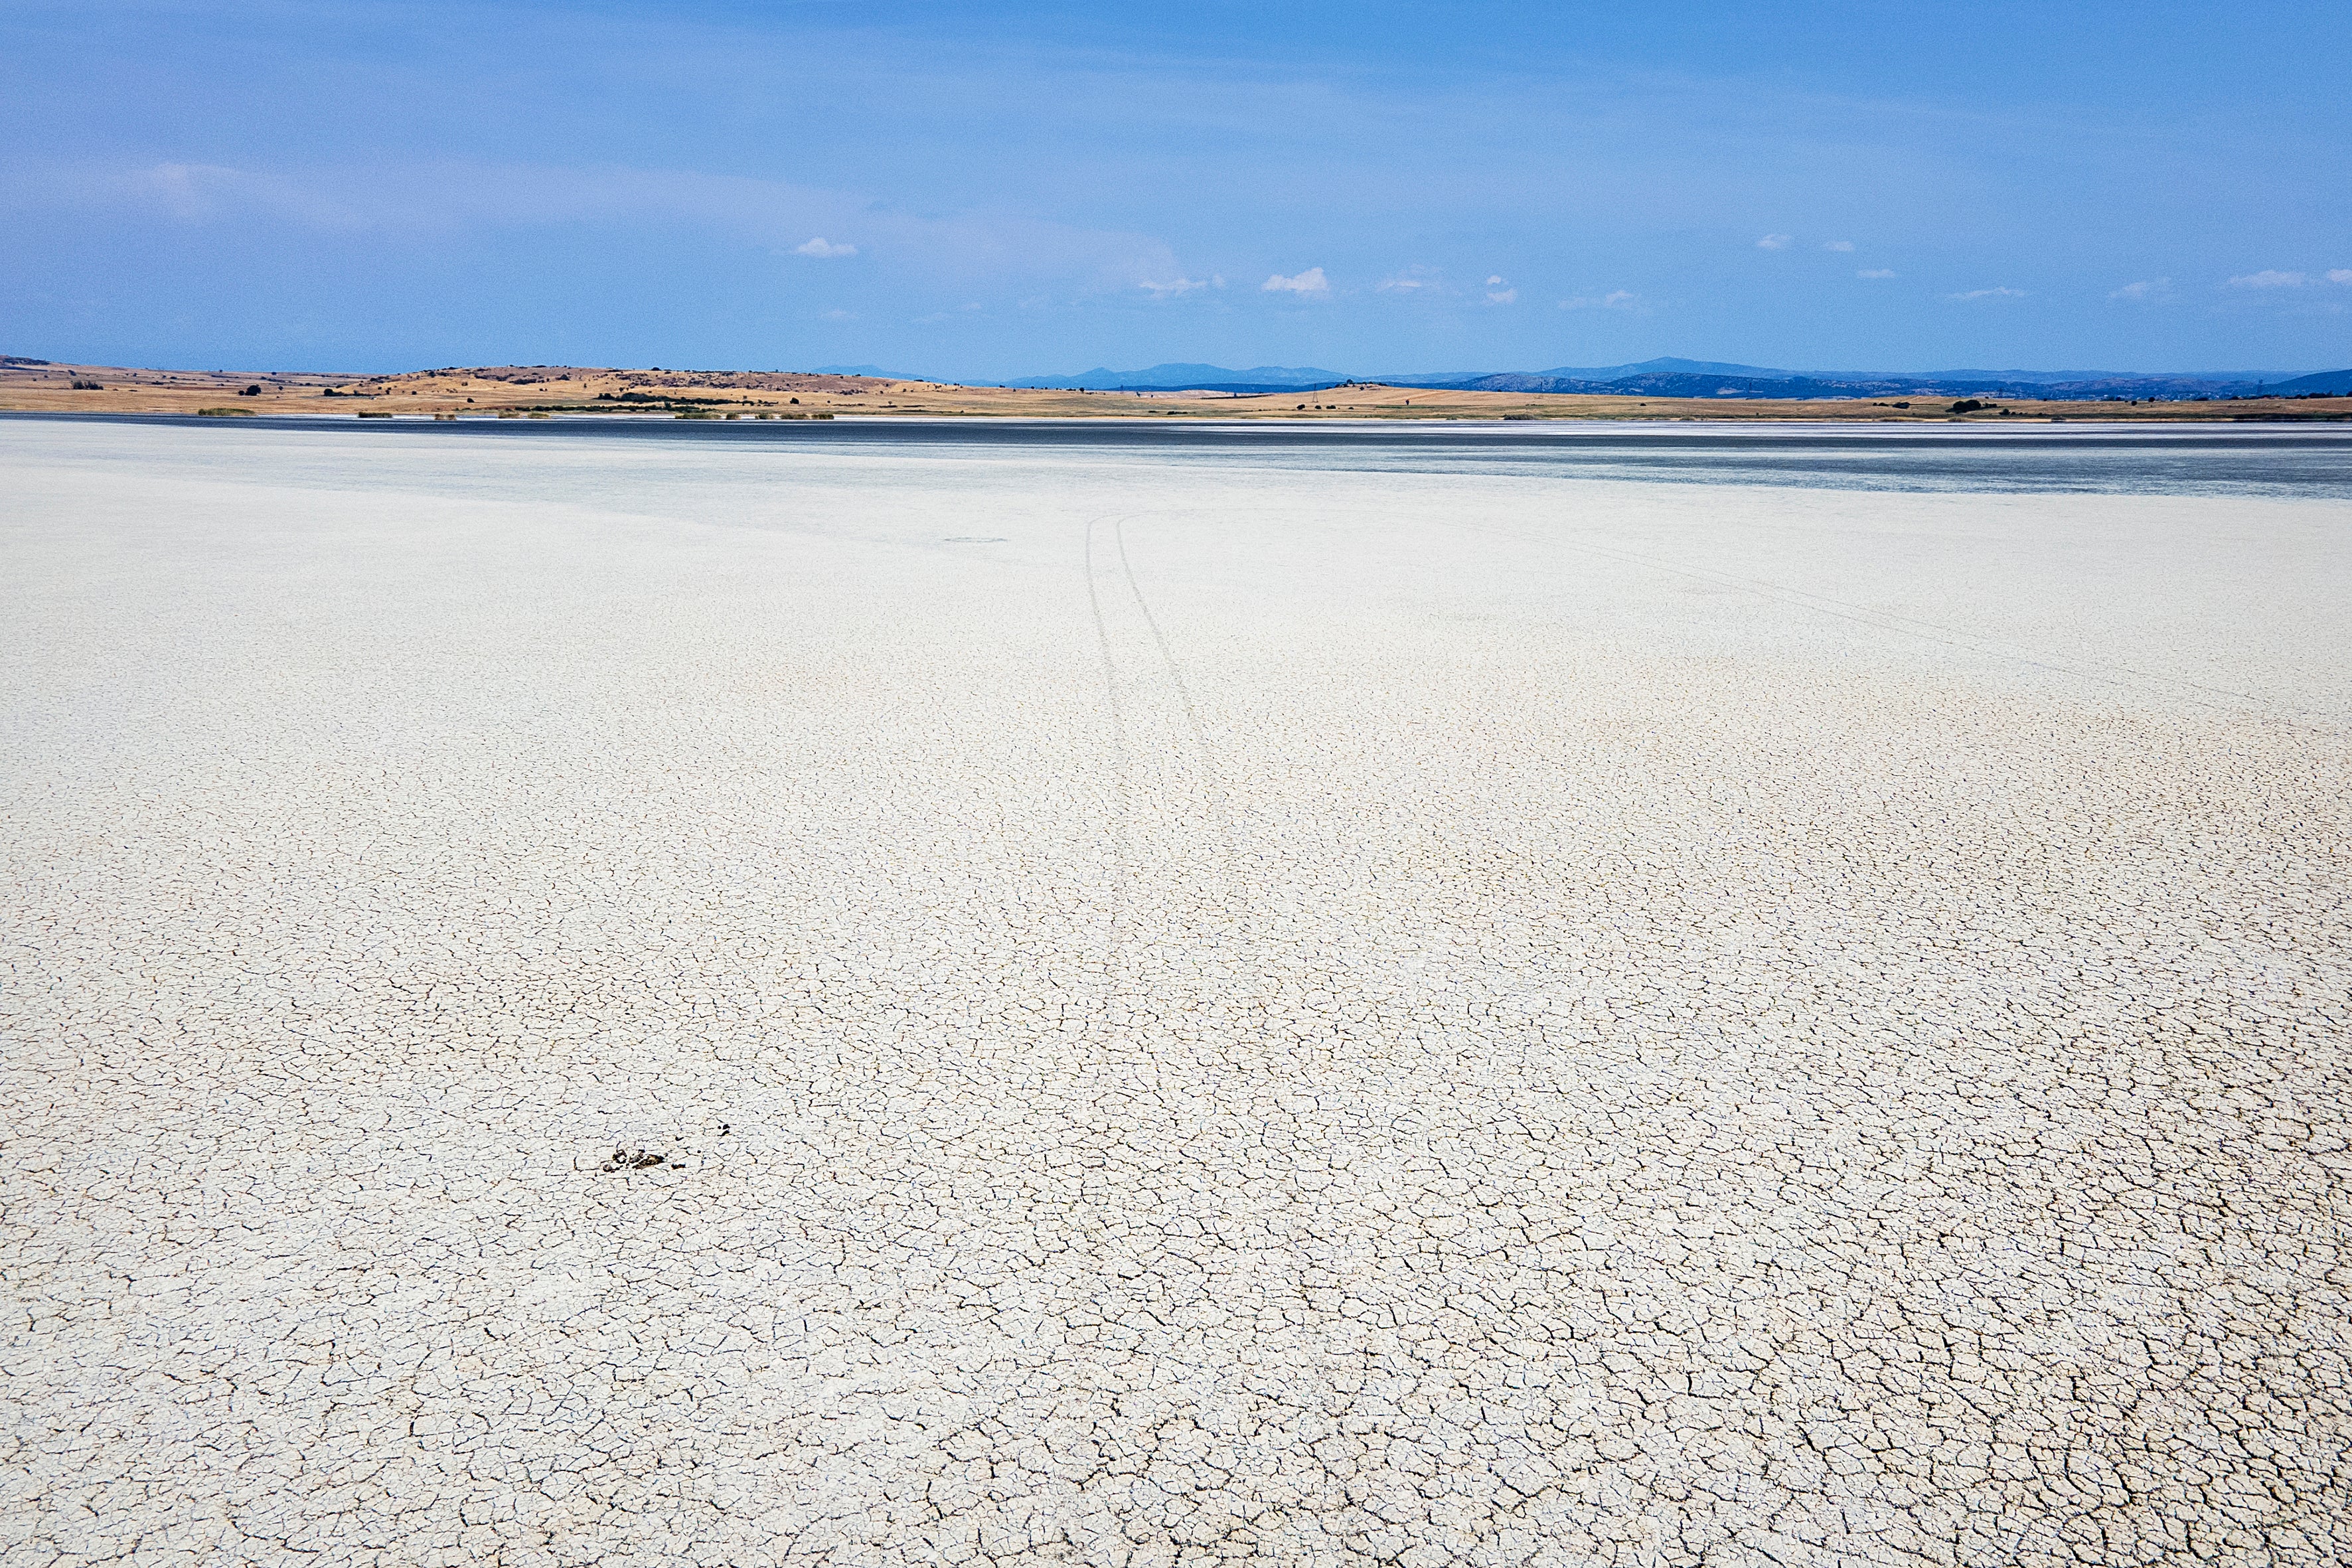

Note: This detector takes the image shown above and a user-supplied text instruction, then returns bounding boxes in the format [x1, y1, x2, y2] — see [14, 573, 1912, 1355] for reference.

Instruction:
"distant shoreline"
[5, 358, 2348, 424]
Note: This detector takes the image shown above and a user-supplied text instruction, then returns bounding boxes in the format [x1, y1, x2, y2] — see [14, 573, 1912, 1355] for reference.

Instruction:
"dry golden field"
[4, 356, 2347, 423]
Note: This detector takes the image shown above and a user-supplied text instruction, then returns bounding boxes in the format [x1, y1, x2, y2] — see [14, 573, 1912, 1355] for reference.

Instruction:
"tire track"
[1113, 516, 1245, 870]
[1081, 512, 1271, 1078]
[1081, 512, 1142, 1060]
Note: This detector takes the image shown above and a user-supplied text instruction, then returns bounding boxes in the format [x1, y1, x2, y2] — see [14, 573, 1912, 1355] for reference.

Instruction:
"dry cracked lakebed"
[4, 417, 2349, 1566]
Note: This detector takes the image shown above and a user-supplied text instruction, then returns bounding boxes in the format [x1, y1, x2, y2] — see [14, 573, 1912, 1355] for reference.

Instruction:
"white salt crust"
[3, 422, 2349, 1567]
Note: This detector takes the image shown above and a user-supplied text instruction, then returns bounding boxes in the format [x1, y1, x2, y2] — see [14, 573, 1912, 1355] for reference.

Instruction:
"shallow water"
[19, 410, 2352, 496]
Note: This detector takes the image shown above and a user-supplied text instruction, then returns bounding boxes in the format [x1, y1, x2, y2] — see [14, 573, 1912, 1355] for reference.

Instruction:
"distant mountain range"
[1411, 358, 2351, 401]
[962, 356, 2352, 400]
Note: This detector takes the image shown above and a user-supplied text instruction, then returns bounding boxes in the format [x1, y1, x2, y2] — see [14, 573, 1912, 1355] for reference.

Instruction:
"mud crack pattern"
[3, 422, 2349, 1567]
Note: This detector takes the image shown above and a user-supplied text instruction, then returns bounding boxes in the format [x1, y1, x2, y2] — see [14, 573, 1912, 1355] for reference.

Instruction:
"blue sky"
[5, 1, 2349, 376]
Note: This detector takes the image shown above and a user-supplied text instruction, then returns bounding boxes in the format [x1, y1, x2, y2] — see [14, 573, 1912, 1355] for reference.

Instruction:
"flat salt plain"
[5, 415, 2351, 1568]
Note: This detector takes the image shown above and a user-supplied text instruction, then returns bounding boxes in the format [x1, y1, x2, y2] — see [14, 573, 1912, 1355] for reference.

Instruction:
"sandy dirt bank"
[7, 355, 2349, 424]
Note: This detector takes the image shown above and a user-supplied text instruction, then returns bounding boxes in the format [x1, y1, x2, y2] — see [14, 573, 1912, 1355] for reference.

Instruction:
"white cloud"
[1263, 267, 1329, 295]
[819, 308, 853, 320]
[795, 236, 856, 258]
[1484, 275, 1516, 305]
[1857, 268, 1897, 279]
[1377, 269, 1435, 291]
[1560, 289, 1640, 311]
[2229, 270, 2306, 288]
[1139, 275, 1217, 297]
[2331, 270, 2352, 285]
[1486, 275, 1506, 285]
[1757, 234, 1792, 250]
[2109, 277, 2169, 301]
[1947, 287, 2027, 301]
[1824, 240, 1855, 252]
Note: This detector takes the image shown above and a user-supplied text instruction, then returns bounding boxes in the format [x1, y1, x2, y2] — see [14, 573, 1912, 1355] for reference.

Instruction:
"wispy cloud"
[1139, 275, 1219, 297]
[1377, 265, 1442, 293]
[1756, 234, 1792, 250]
[1857, 268, 1896, 279]
[1263, 266, 1329, 295]
[819, 308, 853, 320]
[2109, 277, 2169, 301]
[132, 161, 362, 227]
[86, 158, 1190, 299]
[1485, 275, 1516, 305]
[1561, 289, 1640, 311]
[1947, 286, 2026, 301]
[139, 161, 242, 220]
[2225, 268, 2352, 290]
[1824, 240, 1854, 252]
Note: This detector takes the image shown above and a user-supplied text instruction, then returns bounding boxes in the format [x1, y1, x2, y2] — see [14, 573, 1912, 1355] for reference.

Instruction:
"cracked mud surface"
[4, 422, 2349, 1566]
